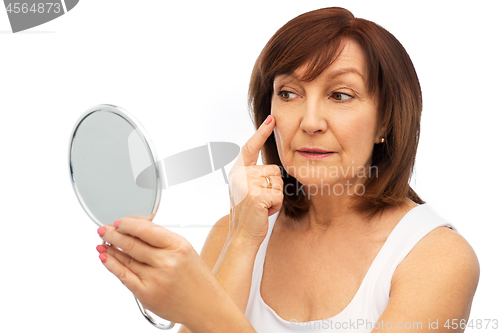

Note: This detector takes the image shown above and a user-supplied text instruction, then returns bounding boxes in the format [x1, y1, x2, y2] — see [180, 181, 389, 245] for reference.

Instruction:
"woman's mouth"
[297, 151, 335, 159]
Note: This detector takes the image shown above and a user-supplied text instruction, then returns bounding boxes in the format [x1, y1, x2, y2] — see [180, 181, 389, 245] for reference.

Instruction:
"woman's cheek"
[274, 127, 285, 158]
[275, 125, 294, 167]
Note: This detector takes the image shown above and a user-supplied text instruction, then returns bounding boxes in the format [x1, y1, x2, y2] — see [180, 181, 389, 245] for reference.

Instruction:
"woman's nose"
[299, 99, 328, 135]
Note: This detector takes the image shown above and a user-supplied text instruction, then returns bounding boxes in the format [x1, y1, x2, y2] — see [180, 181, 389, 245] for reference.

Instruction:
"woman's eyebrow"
[273, 75, 296, 90]
[274, 74, 294, 84]
[325, 68, 364, 80]
[275, 68, 364, 84]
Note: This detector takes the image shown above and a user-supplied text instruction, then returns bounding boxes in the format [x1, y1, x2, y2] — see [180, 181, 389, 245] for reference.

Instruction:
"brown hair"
[248, 7, 425, 222]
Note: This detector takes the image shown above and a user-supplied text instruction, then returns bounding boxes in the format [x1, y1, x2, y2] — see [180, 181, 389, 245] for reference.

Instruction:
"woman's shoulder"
[410, 224, 475, 260]
[375, 206, 480, 324]
[391, 213, 480, 294]
[403, 203, 475, 264]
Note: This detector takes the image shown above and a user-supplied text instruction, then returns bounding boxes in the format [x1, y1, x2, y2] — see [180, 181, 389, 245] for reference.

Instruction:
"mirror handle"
[135, 296, 176, 330]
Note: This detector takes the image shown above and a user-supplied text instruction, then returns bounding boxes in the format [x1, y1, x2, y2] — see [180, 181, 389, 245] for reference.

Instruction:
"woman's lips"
[298, 151, 336, 159]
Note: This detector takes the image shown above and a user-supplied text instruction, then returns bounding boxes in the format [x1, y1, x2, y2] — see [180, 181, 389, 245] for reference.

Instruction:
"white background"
[0, 1, 498, 332]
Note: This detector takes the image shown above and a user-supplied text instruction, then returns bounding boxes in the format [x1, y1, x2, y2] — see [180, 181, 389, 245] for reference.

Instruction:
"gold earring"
[380, 137, 385, 143]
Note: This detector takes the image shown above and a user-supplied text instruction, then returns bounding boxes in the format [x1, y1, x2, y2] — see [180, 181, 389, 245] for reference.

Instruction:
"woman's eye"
[278, 91, 296, 100]
[332, 92, 352, 101]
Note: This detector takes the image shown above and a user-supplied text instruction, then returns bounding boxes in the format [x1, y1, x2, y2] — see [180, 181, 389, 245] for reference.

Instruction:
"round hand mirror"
[68, 104, 175, 330]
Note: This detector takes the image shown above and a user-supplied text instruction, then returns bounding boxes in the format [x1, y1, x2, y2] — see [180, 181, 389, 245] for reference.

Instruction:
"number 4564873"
[6, 3, 61, 14]
[444, 319, 498, 330]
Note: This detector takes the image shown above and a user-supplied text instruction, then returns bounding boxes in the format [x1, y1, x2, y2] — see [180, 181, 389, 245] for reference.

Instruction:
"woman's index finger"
[115, 217, 175, 249]
[234, 115, 275, 167]
[127, 212, 156, 221]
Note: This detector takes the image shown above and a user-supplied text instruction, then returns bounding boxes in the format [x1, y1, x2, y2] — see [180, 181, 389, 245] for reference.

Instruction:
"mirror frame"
[68, 104, 163, 227]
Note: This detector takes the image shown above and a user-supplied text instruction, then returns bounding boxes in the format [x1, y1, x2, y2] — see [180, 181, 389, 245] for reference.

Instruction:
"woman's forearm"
[212, 235, 261, 314]
[179, 299, 257, 333]
[178, 236, 260, 333]
[188, 300, 257, 333]
[183, 268, 258, 333]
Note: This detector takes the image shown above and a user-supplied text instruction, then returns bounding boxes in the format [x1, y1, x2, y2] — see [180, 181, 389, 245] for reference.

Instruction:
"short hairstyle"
[248, 7, 425, 222]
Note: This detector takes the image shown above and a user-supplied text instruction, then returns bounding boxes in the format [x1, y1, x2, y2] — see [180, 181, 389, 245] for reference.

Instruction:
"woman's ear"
[375, 125, 387, 143]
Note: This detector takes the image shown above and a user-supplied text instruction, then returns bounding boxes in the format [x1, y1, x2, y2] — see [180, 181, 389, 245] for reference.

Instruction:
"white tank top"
[245, 204, 458, 332]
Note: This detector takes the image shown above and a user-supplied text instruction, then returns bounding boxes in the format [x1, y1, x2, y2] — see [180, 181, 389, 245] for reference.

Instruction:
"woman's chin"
[296, 178, 339, 187]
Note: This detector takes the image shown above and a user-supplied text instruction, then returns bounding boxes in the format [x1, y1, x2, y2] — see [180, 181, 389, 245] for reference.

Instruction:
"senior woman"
[95, 7, 479, 333]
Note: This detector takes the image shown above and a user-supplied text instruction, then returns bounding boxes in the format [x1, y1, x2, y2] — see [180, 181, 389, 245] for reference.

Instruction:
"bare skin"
[261, 198, 419, 322]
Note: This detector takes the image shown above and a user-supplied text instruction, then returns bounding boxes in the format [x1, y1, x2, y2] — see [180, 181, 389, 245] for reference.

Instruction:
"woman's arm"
[371, 227, 480, 333]
[212, 225, 262, 312]
[179, 117, 281, 332]
[186, 114, 280, 317]
[96, 217, 258, 333]
[178, 214, 261, 333]
[185, 282, 258, 333]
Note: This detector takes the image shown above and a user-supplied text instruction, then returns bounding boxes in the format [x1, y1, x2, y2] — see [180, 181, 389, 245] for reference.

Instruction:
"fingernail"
[264, 115, 272, 125]
[96, 245, 107, 253]
[113, 219, 121, 228]
[99, 253, 107, 263]
[97, 227, 106, 237]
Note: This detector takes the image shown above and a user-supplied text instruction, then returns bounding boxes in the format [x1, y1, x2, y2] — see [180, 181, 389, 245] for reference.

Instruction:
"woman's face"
[271, 39, 384, 191]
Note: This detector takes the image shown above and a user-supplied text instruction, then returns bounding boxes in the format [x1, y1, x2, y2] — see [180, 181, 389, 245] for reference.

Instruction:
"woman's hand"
[95, 216, 242, 330]
[227, 115, 284, 247]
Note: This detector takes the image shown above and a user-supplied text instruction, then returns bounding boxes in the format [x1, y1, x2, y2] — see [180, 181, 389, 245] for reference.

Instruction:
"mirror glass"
[69, 105, 161, 227]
